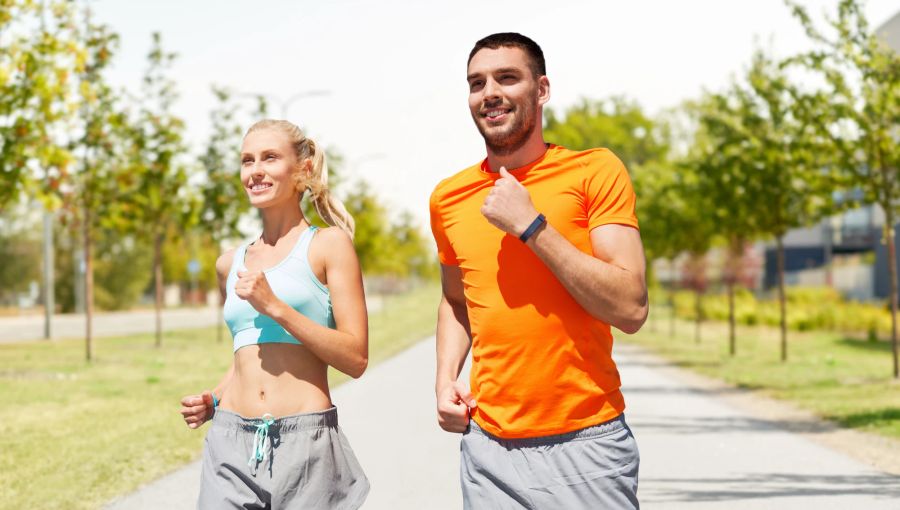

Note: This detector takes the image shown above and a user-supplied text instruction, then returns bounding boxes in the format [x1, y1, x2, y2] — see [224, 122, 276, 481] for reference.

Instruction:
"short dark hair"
[467, 32, 546, 78]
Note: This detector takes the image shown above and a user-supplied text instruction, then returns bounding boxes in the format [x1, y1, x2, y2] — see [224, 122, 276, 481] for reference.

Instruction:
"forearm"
[526, 223, 648, 332]
[269, 301, 368, 378]
[211, 362, 235, 401]
[435, 297, 471, 394]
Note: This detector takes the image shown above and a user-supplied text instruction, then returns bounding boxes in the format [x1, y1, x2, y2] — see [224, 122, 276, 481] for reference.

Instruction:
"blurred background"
[2, 1, 899, 508]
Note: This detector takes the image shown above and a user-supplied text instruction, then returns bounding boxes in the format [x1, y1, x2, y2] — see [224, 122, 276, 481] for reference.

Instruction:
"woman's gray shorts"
[461, 414, 640, 509]
[198, 406, 369, 510]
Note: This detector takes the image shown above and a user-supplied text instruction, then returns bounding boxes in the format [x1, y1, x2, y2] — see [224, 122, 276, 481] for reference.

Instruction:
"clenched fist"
[480, 167, 538, 236]
[235, 270, 279, 315]
[436, 380, 477, 433]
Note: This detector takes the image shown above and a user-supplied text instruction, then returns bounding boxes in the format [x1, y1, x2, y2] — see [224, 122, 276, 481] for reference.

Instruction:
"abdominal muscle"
[219, 343, 332, 418]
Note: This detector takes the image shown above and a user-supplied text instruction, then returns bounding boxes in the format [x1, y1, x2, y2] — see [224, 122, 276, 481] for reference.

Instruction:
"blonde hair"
[245, 119, 355, 238]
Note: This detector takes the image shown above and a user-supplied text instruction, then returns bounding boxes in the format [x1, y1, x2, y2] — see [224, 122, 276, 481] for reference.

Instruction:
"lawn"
[626, 307, 900, 440]
[0, 282, 441, 510]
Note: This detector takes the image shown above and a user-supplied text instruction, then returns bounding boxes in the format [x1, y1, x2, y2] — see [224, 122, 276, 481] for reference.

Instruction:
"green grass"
[630, 308, 900, 439]
[0, 283, 440, 510]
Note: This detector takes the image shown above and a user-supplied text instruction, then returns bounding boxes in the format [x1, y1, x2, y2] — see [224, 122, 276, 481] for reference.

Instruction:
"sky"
[92, 0, 900, 229]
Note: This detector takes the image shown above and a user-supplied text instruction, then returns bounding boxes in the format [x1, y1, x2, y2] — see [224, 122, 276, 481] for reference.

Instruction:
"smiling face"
[240, 128, 307, 209]
[467, 46, 549, 155]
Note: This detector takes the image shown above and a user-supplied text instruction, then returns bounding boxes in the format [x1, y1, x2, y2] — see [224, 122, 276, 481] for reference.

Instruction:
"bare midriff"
[219, 343, 332, 418]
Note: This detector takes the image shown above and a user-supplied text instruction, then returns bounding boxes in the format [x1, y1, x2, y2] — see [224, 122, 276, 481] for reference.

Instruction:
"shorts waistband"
[212, 406, 338, 433]
[468, 414, 627, 446]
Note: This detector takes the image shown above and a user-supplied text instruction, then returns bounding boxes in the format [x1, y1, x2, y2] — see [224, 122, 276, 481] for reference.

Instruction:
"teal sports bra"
[223, 226, 334, 352]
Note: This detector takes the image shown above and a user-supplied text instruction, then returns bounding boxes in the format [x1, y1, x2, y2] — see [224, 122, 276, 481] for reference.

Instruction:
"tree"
[787, 0, 900, 376]
[198, 86, 249, 342]
[67, 4, 131, 360]
[127, 33, 196, 348]
[0, 0, 76, 212]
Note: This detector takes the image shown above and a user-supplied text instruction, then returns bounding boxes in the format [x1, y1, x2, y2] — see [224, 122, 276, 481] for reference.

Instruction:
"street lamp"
[238, 89, 331, 121]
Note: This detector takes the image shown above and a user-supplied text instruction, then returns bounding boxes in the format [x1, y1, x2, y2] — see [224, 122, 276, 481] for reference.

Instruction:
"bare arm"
[239, 228, 368, 378]
[435, 263, 476, 432]
[525, 223, 648, 333]
[180, 249, 237, 428]
[481, 167, 648, 333]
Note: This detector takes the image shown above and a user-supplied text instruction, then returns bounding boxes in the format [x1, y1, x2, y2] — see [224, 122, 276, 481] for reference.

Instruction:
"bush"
[671, 286, 892, 338]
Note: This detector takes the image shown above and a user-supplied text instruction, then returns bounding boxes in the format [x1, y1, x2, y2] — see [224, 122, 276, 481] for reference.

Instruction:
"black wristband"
[519, 213, 546, 242]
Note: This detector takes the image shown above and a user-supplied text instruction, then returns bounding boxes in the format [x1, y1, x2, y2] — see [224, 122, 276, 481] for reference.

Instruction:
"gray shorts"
[198, 406, 369, 510]
[460, 414, 640, 509]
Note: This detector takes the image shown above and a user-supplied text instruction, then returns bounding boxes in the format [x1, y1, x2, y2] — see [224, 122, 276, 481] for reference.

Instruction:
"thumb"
[201, 390, 214, 408]
[454, 381, 477, 408]
[498, 166, 513, 179]
[236, 270, 248, 279]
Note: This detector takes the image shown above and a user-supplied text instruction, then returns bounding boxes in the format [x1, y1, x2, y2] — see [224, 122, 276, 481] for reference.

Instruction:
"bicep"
[440, 264, 466, 309]
[323, 235, 367, 338]
[589, 224, 646, 278]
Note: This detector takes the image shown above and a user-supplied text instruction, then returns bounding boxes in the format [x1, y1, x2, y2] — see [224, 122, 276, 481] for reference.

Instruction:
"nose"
[483, 77, 500, 102]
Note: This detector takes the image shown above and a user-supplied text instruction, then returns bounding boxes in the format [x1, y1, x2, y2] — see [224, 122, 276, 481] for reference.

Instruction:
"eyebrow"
[467, 67, 523, 82]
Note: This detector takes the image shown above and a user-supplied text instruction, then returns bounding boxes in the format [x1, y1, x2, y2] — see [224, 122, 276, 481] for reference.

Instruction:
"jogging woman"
[180, 119, 370, 509]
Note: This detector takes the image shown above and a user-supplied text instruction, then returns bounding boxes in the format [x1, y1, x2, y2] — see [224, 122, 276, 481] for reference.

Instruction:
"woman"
[180, 119, 369, 509]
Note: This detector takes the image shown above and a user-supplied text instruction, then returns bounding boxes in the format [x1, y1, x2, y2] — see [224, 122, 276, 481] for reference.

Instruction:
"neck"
[484, 127, 548, 172]
[258, 201, 306, 245]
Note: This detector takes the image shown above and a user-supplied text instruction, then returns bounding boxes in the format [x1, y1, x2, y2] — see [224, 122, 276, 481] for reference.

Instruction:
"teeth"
[486, 110, 507, 118]
[251, 183, 271, 191]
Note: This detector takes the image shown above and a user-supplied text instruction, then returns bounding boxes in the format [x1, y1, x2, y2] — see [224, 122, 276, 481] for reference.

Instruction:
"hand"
[436, 380, 477, 433]
[481, 166, 539, 236]
[180, 390, 214, 429]
[235, 270, 278, 315]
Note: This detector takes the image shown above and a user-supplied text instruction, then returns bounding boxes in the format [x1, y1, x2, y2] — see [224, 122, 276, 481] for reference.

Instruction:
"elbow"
[615, 298, 649, 335]
[347, 355, 368, 379]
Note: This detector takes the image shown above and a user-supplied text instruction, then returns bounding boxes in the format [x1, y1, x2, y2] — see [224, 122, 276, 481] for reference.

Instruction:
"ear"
[537, 75, 551, 107]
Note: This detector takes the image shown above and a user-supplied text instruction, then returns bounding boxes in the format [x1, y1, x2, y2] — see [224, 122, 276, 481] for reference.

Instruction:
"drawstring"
[248, 413, 275, 473]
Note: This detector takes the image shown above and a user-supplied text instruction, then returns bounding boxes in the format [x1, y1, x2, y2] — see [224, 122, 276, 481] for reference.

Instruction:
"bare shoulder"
[313, 226, 355, 256]
[215, 248, 237, 279]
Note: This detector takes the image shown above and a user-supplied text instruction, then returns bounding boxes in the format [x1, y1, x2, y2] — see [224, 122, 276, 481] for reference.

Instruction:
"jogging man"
[429, 32, 647, 509]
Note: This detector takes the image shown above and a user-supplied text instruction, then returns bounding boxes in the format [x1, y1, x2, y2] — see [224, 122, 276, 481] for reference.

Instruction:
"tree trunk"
[43, 209, 54, 340]
[669, 259, 676, 338]
[154, 232, 164, 348]
[885, 218, 898, 379]
[84, 206, 93, 362]
[777, 235, 787, 362]
[728, 279, 736, 357]
[694, 289, 702, 344]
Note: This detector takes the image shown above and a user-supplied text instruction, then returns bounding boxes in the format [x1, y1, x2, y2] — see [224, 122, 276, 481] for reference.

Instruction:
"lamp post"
[238, 89, 331, 121]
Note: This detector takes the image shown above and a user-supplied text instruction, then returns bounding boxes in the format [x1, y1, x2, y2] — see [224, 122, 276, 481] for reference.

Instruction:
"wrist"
[519, 213, 547, 243]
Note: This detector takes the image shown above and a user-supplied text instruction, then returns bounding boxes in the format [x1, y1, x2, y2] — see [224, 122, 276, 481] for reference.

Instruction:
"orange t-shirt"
[429, 144, 639, 439]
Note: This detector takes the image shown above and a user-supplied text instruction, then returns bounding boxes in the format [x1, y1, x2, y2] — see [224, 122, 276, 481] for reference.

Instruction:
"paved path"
[105, 338, 900, 509]
[0, 307, 221, 343]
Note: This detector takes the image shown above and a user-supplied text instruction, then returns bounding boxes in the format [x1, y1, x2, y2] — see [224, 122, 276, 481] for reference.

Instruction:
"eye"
[241, 158, 253, 165]
[469, 80, 484, 92]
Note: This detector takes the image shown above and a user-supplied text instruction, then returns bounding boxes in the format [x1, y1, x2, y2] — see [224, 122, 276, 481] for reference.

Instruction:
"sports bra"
[223, 226, 335, 352]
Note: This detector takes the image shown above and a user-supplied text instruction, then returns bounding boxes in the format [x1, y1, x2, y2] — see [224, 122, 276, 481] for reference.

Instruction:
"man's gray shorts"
[461, 414, 640, 509]
[198, 406, 369, 510]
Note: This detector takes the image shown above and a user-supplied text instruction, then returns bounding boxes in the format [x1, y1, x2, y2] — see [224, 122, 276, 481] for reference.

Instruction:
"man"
[429, 32, 647, 509]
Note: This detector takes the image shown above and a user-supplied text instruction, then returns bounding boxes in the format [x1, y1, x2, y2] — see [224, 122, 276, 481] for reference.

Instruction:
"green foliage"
[197, 86, 249, 244]
[544, 96, 669, 167]
[672, 287, 893, 336]
[339, 181, 436, 280]
[0, 0, 80, 211]
[0, 213, 41, 305]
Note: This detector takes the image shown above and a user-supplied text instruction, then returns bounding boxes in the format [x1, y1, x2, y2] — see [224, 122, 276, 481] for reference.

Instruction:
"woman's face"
[239, 128, 307, 209]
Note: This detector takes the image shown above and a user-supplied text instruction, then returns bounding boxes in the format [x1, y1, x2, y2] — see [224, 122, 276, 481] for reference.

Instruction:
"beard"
[473, 98, 538, 157]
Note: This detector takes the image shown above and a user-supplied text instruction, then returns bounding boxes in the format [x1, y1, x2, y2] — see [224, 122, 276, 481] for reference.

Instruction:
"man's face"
[467, 46, 547, 155]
